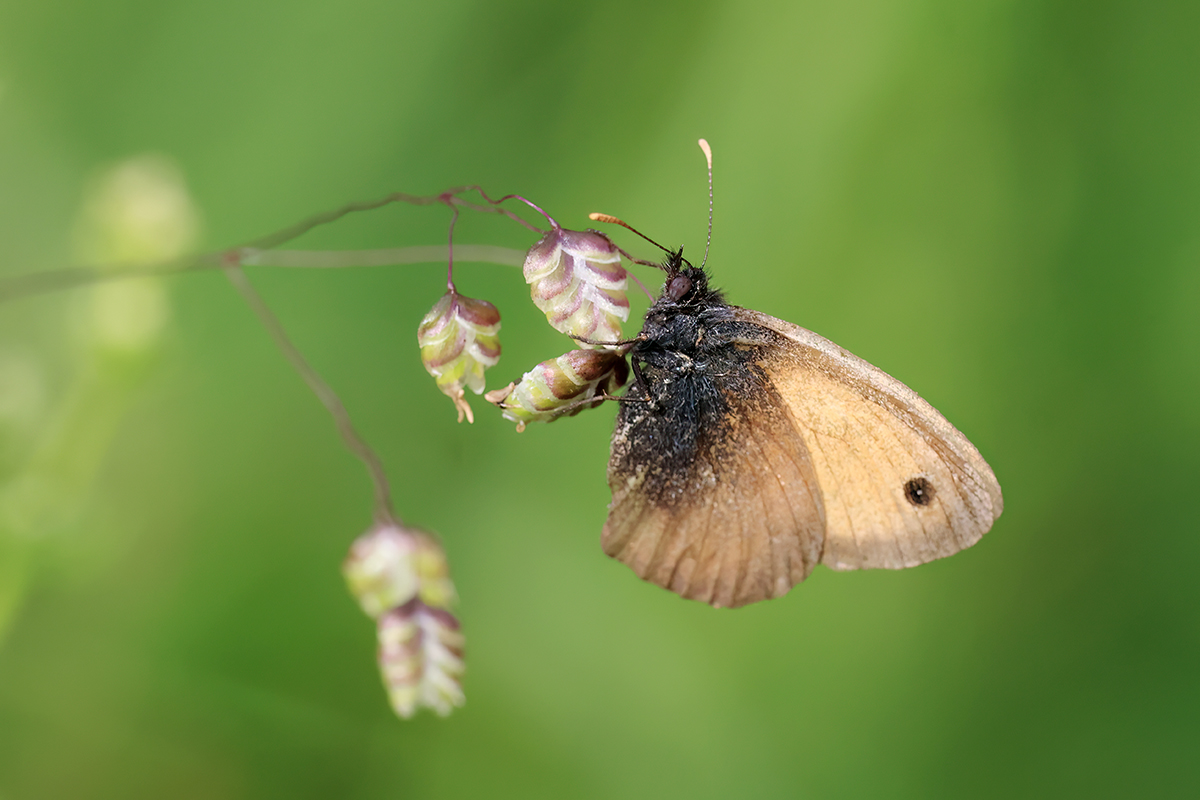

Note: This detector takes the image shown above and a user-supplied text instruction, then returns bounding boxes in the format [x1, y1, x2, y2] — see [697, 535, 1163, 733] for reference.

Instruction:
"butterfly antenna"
[588, 212, 674, 256]
[698, 138, 714, 270]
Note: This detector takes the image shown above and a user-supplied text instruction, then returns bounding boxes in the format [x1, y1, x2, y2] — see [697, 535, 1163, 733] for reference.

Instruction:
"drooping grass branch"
[222, 263, 397, 527]
[0, 184, 537, 305]
[0, 246, 526, 304]
[240, 245, 524, 269]
[222, 257, 473, 717]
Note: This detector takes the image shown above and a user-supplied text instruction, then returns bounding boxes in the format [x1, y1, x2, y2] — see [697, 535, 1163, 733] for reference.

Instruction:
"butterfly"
[601, 249, 1003, 608]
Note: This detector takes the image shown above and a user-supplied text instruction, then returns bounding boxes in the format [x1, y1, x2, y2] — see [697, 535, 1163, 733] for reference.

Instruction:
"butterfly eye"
[666, 274, 693, 301]
[904, 477, 936, 507]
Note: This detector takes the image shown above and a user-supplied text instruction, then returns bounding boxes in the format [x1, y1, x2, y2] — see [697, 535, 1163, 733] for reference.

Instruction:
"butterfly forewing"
[733, 308, 1003, 572]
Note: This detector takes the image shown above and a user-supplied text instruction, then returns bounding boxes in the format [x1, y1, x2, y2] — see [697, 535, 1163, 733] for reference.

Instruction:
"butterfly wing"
[602, 307, 1002, 607]
[732, 308, 1003, 572]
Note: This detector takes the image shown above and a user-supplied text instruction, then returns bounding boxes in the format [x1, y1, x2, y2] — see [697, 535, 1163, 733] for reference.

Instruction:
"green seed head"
[485, 348, 629, 431]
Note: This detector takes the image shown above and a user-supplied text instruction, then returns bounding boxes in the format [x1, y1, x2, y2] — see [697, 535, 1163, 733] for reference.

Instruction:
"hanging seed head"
[378, 599, 466, 718]
[343, 523, 457, 618]
[485, 348, 629, 431]
[523, 226, 629, 346]
[418, 289, 501, 423]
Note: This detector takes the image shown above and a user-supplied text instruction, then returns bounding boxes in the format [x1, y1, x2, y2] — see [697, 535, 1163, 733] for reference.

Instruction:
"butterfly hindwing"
[603, 330, 825, 608]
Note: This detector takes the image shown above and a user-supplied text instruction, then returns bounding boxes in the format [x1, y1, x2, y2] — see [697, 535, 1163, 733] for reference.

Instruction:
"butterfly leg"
[568, 333, 646, 350]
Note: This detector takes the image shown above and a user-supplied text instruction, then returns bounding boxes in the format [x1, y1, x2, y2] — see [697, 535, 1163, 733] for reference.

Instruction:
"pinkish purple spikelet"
[485, 348, 629, 431]
[343, 523, 457, 616]
[344, 523, 463, 718]
[523, 227, 629, 346]
[418, 289, 502, 422]
[378, 598, 465, 718]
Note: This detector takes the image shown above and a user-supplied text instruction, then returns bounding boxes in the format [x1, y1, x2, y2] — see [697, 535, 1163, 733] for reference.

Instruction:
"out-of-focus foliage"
[1, 1, 1198, 798]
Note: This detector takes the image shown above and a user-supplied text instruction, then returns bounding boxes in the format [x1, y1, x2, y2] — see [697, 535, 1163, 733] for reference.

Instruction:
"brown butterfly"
[599, 198, 1002, 609]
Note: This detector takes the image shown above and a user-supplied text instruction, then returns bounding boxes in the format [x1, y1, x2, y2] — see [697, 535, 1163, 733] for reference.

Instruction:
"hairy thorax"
[611, 294, 795, 509]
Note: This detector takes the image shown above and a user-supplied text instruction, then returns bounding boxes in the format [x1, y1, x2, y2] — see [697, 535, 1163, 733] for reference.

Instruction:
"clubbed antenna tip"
[697, 138, 714, 269]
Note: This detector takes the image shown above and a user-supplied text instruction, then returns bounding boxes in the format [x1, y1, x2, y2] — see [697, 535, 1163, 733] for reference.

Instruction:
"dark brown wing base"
[603, 327, 825, 608]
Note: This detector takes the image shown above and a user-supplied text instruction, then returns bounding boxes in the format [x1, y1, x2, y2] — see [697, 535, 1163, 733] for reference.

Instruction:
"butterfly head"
[659, 247, 717, 307]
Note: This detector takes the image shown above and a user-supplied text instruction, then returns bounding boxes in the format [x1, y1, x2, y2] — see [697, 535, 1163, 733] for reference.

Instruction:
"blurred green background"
[2, 0, 1198, 797]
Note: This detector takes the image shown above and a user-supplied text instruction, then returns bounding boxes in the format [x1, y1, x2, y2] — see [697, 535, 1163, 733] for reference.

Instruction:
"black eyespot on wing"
[904, 477, 936, 507]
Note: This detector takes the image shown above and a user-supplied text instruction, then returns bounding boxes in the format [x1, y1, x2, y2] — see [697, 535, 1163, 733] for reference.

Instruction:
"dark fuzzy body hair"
[611, 264, 790, 508]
